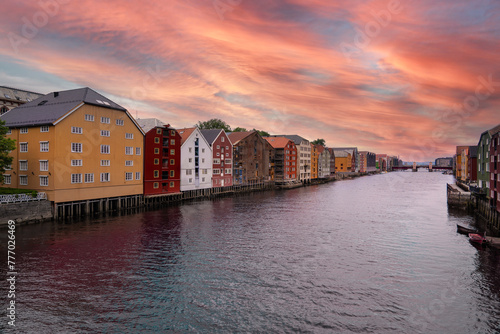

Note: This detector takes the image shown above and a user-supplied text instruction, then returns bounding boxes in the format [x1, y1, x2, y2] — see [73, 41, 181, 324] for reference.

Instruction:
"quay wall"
[0, 200, 52, 226]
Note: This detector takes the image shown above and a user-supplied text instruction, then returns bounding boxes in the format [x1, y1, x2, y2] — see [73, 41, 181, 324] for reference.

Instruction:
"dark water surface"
[1, 172, 500, 333]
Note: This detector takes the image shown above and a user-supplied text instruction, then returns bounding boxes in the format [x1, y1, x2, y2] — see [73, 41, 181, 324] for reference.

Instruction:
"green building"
[478, 124, 500, 198]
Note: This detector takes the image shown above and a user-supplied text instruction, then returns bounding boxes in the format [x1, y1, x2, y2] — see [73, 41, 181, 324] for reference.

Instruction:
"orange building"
[264, 136, 297, 182]
[0, 88, 144, 208]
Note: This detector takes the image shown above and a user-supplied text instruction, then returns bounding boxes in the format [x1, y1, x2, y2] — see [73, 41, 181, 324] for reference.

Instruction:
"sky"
[1, 0, 500, 161]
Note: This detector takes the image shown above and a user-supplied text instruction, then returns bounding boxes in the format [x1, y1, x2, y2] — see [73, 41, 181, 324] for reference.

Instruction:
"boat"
[469, 233, 487, 245]
[456, 224, 478, 235]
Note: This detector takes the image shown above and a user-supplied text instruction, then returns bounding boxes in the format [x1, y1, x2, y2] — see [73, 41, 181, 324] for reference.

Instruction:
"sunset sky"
[1, 0, 499, 161]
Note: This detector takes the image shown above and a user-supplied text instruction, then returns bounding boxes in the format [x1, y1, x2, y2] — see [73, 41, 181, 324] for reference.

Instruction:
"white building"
[178, 127, 213, 191]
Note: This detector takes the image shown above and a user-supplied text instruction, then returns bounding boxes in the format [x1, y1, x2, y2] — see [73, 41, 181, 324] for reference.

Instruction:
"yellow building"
[334, 150, 351, 172]
[455, 145, 468, 180]
[1, 88, 144, 204]
[311, 144, 318, 180]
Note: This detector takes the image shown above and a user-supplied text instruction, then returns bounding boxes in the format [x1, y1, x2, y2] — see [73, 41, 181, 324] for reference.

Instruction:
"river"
[1, 171, 500, 333]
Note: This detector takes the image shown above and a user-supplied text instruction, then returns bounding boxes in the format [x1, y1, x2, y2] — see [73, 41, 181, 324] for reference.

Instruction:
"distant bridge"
[392, 165, 452, 170]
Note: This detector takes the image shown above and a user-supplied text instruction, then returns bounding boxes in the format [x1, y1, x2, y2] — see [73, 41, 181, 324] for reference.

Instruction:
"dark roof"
[0, 87, 126, 127]
[200, 129, 222, 146]
[274, 135, 309, 145]
[137, 118, 167, 133]
[468, 146, 478, 158]
[228, 131, 255, 145]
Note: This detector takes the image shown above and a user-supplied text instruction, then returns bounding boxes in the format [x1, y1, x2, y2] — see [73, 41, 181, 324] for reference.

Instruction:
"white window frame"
[101, 117, 110, 124]
[20, 142, 28, 152]
[40, 141, 49, 152]
[125, 160, 133, 166]
[125, 147, 133, 155]
[71, 159, 83, 166]
[101, 160, 110, 166]
[71, 126, 82, 134]
[19, 175, 28, 186]
[125, 172, 133, 181]
[39, 176, 48, 187]
[4, 174, 11, 185]
[125, 133, 133, 139]
[101, 145, 110, 154]
[71, 143, 82, 153]
[71, 173, 82, 184]
[19, 160, 28, 171]
[116, 119, 124, 126]
[136, 147, 141, 155]
[85, 114, 94, 121]
[39, 160, 48, 171]
[84, 173, 94, 183]
[135, 172, 141, 180]
[40, 126, 49, 132]
[100, 172, 110, 182]
[20, 128, 28, 134]
[100, 130, 110, 137]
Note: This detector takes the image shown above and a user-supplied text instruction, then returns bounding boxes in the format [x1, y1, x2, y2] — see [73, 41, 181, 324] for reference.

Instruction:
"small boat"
[469, 233, 487, 245]
[456, 224, 478, 235]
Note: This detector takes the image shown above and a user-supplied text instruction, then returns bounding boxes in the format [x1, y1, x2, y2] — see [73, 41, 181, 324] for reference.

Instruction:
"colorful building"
[0, 87, 144, 203]
[275, 135, 311, 183]
[137, 118, 181, 196]
[200, 129, 233, 188]
[335, 147, 359, 172]
[327, 148, 336, 176]
[460, 147, 469, 182]
[477, 126, 498, 197]
[435, 157, 453, 167]
[455, 145, 469, 179]
[376, 154, 388, 172]
[229, 131, 272, 184]
[264, 136, 297, 182]
[178, 127, 213, 191]
[311, 144, 318, 180]
[467, 146, 478, 182]
[334, 150, 351, 172]
[0, 86, 43, 115]
[359, 151, 376, 173]
[490, 129, 500, 211]
[317, 146, 331, 179]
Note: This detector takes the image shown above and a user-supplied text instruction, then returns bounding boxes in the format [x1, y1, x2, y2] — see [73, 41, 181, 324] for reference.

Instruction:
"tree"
[197, 118, 231, 132]
[232, 127, 247, 132]
[0, 120, 15, 184]
[311, 138, 325, 146]
[253, 129, 270, 137]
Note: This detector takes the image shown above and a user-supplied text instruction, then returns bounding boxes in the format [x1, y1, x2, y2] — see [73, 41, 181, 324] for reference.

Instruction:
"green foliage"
[311, 138, 326, 146]
[232, 127, 247, 132]
[197, 118, 232, 132]
[0, 188, 37, 197]
[0, 120, 16, 184]
[253, 129, 270, 137]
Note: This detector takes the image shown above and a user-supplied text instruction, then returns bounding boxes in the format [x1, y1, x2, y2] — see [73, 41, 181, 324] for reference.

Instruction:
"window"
[40, 176, 48, 187]
[71, 126, 82, 134]
[157, 128, 162, 134]
[202, 148, 205, 153]
[189, 158, 192, 163]
[170, 182, 174, 188]
[101, 130, 110, 137]
[6, 129, 11, 135]
[213, 169, 220, 174]
[135, 172, 141, 180]
[101, 117, 110, 124]
[170, 159, 175, 165]
[71, 174, 82, 184]
[154, 170, 159, 178]
[155, 137, 160, 144]
[125, 133, 133, 139]
[186, 169, 192, 175]
[19, 160, 28, 171]
[85, 114, 94, 121]
[170, 139, 175, 145]
[153, 182, 159, 189]
[171, 130, 175, 136]
[85, 173, 94, 183]
[20, 142, 28, 152]
[189, 147, 192, 153]
[71, 143, 82, 153]
[41, 126, 49, 132]
[136, 147, 141, 155]
[40, 141, 49, 152]
[216, 152, 220, 157]
[225, 168, 232, 174]
[154, 158, 159, 165]
[202, 177, 205, 182]
[20, 175, 28, 185]
[116, 119, 124, 126]
[170, 170, 174, 177]
[154, 148, 160, 154]
[20, 128, 28, 134]
[188, 178, 193, 183]
[101, 160, 110, 166]
[221, 137, 225, 142]
[71, 159, 83, 166]
[225, 159, 231, 164]
[217, 145, 220, 149]
[101, 145, 110, 154]
[4, 175, 11, 185]
[125, 172, 133, 181]
[213, 159, 220, 164]
[100, 173, 110, 182]
[202, 169, 208, 175]
[125, 147, 133, 155]
[125, 160, 133, 166]
[170, 149, 175, 155]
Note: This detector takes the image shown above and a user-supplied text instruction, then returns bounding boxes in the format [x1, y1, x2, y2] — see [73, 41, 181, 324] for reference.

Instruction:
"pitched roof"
[316, 145, 325, 154]
[335, 147, 358, 154]
[488, 124, 500, 136]
[334, 150, 350, 158]
[468, 146, 478, 158]
[200, 129, 222, 146]
[0, 86, 43, 103]
[136, 118, 167, 133]
[228, 131, 255, 145]
[177, 127, 196, 145]
[263, 136, 291, 149]
[0, 87, 126, 127]
[274, 134, 309, 145]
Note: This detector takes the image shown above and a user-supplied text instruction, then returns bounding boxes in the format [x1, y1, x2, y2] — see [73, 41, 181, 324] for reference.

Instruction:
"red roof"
[263, 136, 292, 149]
[177, 127, 196, 145]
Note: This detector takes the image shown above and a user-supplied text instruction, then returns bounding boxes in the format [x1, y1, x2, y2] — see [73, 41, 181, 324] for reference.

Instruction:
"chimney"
[54, 92, 59, 98]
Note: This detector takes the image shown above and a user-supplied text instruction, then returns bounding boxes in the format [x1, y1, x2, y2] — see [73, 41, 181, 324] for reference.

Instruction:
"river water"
[1, 171, 500, 333]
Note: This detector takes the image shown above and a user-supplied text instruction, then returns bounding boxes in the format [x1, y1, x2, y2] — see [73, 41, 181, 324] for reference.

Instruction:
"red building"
[137, 118, 181, 195]
[200, 129, 233, 187]
[490, 130, 500, 211]
[467, 146, 478, 182]
[264, 136, 297, 182]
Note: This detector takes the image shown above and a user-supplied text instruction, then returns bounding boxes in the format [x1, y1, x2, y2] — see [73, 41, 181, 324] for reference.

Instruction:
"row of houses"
[455, 124, 500, 212]
[0, 86, 399, 210]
